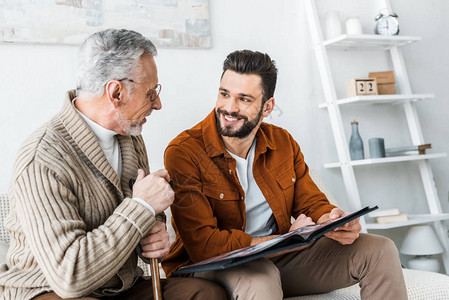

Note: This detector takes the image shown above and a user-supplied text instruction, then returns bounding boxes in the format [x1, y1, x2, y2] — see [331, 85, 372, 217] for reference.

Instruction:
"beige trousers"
[195, 234, 407, 300]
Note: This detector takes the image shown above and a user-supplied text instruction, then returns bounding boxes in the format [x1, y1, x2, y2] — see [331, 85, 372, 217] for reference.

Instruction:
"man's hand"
[289, 214, 315, 232]
[140, 221, 170, 259]
[132, 169, 174, 214]
[318, 208, 361, 245]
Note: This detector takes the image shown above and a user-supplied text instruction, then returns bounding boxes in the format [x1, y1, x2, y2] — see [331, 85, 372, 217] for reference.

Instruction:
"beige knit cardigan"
[0, 91, 157, 299]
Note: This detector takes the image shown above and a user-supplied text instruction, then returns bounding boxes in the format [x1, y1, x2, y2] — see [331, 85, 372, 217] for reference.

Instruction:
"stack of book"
[385, 144, 431, 157]
[368, 208, 408, 224]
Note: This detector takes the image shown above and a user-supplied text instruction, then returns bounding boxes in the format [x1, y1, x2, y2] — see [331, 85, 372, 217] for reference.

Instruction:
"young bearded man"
[162, 50, 407, 299]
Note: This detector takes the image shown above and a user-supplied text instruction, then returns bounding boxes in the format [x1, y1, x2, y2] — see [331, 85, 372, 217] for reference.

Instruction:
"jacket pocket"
[276, 168, 296, 190]
[203, 184, 240, 229]
[276, 169, 296, 207]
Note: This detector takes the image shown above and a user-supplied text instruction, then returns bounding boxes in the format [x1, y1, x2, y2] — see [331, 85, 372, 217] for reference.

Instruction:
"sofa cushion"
[284, 268, 449, 300]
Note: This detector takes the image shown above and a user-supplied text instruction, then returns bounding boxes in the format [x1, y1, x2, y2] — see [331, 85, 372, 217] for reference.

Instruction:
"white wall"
[1, 0, 449, 229]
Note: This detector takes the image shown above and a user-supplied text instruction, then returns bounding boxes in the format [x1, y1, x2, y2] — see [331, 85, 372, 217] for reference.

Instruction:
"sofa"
[2, 170, 449, 299]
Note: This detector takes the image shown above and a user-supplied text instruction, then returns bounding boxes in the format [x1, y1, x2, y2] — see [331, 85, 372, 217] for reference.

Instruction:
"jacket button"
[241, 196, 244, 200]
[292, 177, 296, 183]
[219, 193, 224, 199]
[229, 169, 233, 175]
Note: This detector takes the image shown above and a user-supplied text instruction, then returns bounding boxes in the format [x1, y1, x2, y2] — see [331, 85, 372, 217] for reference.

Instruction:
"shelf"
[322, 34, 421, 50]
[318, 94, 434, 108]
[306, 0, 449, 274]
[324, 153, 447, 168]
[366, 214, 449, 230]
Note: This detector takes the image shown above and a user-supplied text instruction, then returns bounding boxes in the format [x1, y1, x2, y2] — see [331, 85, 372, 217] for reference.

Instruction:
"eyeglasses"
[118, 78, 162, 102]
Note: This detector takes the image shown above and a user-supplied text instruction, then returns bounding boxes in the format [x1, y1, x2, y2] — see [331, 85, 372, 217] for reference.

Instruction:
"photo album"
[173, 206, 378, 275]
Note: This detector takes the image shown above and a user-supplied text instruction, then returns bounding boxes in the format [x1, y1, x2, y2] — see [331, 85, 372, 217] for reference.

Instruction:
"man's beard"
[114, 110, 143, 136]
[215, 105, 263, 139]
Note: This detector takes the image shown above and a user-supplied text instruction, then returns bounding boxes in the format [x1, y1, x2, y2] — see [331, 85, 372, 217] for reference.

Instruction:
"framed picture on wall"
[0, 0, 211, 48]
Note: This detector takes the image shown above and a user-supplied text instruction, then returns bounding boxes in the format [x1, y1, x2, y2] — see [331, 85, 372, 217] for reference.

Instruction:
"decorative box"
[369, 71, 395, 94]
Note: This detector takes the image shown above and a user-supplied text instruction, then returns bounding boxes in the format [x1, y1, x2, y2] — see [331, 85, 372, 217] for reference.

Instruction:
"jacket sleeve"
[165, 145, 252, 263]
[14, 161, 156, 298]
[289, 135, 336, 222]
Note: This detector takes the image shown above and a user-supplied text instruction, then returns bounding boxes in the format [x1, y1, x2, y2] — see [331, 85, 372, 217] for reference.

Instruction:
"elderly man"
[162, 50, 407, 299]
[0, 29, 226, 300]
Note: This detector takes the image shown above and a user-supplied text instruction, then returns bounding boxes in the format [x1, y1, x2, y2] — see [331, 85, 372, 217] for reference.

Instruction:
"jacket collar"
[201, 109, 276, 158]
[255, 122, 277, 156]
[58, 90, 136, 195]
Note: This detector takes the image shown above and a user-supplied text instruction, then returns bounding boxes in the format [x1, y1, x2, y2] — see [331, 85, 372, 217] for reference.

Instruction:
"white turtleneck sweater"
[77, 107, 122, 176]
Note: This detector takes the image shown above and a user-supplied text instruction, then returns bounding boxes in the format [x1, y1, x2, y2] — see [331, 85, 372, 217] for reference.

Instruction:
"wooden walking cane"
[129, 177, 172, 300]
[150, 179, 173, 300]
[150, 258, 163, 300]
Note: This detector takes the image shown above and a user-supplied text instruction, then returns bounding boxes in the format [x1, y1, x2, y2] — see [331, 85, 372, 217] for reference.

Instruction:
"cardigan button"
[292, 177, 296, 183]
[219, 193, 224, 199]
[229, 169, 233, 175]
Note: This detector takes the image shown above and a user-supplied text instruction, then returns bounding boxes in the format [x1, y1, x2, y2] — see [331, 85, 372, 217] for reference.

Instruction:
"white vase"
[345, 17, 363, 35]
[324, 11, 343, 40]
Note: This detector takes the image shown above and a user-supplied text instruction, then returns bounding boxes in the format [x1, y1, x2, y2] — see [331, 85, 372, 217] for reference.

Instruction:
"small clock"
[374, 8, 399, 35]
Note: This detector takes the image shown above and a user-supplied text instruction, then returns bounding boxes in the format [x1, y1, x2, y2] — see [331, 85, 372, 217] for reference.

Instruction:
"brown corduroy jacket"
[162, 110, 335, 277]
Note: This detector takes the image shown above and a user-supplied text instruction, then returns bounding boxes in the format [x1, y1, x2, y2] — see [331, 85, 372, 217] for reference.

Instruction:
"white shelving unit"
[305, 0, 449, 274]
[323, 34, 421, 49]
[366, 214, 449, 230]
[318, 94, 434, 108]
[324, 153, 447, 169]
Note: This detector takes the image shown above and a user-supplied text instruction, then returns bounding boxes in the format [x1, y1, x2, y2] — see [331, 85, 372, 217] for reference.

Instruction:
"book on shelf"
[386, 144, 431, 152]
[173, 206, 378, 275]
[385, 150, 426, 157]
[368, 208, 400, 218]
[376, 213, 408, 224]
[385, 144, 431, 156]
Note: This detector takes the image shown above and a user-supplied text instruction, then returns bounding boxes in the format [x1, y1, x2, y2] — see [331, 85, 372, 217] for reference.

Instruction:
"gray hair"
[76, 29, 157, 97]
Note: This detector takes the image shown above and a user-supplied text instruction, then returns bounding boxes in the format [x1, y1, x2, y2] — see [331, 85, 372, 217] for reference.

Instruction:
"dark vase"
[349, 120, 364, 160]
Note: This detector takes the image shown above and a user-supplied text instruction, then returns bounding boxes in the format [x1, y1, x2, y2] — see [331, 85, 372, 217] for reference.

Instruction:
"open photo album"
[173, 206, 378, 275]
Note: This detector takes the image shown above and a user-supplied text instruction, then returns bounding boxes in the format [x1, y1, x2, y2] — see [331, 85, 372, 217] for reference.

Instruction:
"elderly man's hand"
[318, 208, 361, 245]
[132, 169, 174, 214]
[140, 221, 170, 259]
